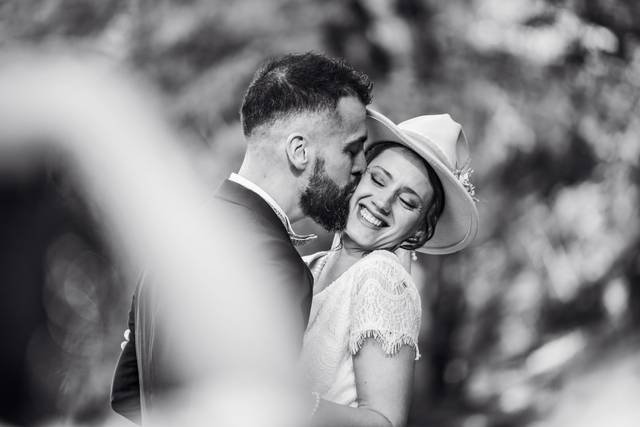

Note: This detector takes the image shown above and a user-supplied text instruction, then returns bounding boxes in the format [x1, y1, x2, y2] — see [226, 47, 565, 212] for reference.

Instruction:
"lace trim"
[347, 251, 422, 362]
[350, 329, 421, 361]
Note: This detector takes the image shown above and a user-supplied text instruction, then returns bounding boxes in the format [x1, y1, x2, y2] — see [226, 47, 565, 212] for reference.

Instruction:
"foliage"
[1, 0, 639, 425]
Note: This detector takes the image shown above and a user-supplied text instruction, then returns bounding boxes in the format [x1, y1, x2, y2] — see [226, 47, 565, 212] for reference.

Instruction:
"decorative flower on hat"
[453, 164, 478, 202]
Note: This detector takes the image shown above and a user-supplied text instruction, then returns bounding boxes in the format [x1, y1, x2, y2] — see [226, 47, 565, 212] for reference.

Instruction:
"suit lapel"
[215, 179, 290, 240]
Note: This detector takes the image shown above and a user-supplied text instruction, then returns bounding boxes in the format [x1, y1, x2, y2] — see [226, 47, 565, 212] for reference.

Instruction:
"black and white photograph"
[1, 1, 639, 426]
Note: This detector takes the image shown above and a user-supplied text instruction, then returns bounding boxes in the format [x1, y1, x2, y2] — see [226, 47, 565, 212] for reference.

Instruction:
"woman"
[300, 108, 479, 427]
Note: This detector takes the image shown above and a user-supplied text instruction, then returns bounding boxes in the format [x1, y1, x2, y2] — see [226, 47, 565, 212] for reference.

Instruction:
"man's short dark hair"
[240, 52, 373, 136]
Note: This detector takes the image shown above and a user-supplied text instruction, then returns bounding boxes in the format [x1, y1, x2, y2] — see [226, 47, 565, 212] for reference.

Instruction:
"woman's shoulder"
[348, 250, 422, 360]
[354, 250, 411, 278]
[351, 250, 417, 296]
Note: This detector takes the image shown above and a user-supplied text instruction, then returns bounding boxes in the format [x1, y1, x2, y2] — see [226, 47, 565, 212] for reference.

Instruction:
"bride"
[300, 108, 479, 427]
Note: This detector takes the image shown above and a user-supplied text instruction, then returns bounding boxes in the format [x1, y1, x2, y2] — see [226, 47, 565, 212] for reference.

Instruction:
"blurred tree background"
[1, 0, 639, 426]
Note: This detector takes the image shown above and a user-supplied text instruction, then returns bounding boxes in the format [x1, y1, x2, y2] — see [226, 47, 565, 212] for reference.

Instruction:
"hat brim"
[366, 108, 479, 255]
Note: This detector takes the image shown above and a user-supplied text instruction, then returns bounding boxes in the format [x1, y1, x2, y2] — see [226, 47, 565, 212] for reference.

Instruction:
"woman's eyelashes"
[367, 169, 420, 211]
[369, 169, 385, 186]
[400, 197, 419, 210]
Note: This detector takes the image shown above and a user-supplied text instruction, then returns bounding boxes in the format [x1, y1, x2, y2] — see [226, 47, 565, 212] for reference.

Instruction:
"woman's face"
[345, 146, 434, 251]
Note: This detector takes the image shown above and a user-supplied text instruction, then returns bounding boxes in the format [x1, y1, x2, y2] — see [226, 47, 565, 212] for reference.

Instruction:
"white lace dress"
[299, 250, 422, 407]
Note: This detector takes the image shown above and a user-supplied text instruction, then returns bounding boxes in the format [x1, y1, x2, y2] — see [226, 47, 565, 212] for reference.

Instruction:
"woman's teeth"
[360, 206, 383, 227]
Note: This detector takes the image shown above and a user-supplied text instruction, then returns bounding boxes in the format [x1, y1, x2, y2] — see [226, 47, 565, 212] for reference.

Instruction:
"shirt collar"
[229, 173, 317, 246]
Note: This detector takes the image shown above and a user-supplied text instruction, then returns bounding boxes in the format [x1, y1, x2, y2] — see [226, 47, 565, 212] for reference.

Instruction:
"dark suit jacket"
[110, 179, 314, 424]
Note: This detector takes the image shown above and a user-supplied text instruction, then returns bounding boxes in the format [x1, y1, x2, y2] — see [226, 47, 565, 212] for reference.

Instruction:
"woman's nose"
[372, 191, 393, 215]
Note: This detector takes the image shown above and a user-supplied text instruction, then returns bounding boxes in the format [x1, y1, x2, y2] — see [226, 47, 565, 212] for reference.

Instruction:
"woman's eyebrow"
[400, 186, 421, 199]
[370, 165, 422, 200]
[370, 165, 392, 179]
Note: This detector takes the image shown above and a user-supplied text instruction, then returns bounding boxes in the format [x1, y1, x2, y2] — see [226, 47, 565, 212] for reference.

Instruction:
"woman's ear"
[285, 133, 309, 172]
[401, 228, 425, 250]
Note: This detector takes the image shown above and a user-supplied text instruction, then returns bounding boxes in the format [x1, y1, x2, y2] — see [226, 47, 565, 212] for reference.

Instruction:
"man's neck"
[235, 167, 303, 223]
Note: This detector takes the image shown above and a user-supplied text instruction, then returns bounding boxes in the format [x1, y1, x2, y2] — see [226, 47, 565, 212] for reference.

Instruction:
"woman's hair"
[364, 142, 445, 250]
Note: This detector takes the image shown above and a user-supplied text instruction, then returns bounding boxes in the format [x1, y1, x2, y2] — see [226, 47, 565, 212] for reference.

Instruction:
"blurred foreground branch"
[0, 48, 305, 427]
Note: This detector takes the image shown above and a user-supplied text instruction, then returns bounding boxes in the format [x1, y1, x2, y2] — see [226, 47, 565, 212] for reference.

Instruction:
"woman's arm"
[311, 341, 415, 427]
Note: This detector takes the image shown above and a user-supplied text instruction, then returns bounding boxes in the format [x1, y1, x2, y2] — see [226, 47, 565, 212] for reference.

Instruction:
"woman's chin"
[344, 230, 406, 254]
[343, 230, 373, 251]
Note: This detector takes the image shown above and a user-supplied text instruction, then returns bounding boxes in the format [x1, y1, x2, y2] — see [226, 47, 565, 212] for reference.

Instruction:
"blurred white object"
[603, 278, 629, 324]
[525, 331, 586, 377]
[530, 351, 640, 427]
[0, 48, 304, 427]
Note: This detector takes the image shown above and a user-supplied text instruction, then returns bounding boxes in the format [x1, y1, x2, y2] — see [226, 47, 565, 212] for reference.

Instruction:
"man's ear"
[285, 133, 309, 171]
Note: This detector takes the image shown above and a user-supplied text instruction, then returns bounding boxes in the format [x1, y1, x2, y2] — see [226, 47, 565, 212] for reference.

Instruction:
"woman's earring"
[411, 250, 417, 262]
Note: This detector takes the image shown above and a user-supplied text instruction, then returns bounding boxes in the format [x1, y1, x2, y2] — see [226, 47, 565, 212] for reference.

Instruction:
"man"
[111, 52, 372, 424]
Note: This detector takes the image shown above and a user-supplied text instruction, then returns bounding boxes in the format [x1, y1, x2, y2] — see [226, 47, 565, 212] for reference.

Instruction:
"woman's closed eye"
[400, 195, 420, 210]
[369, 170, 386, 186]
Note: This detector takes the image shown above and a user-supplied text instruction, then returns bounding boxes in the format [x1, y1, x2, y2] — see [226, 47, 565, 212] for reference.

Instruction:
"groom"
[111, 52, 372, 423]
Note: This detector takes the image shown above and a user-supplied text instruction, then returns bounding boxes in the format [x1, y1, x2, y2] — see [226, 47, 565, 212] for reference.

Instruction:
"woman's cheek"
[399, 210, 420, 234]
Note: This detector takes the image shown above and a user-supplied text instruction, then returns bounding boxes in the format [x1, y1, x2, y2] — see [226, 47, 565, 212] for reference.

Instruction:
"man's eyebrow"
[348, 134, 368, 146]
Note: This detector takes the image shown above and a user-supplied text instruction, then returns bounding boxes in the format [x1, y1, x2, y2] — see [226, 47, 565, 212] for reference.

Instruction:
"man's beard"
[300, 158, 358, 232]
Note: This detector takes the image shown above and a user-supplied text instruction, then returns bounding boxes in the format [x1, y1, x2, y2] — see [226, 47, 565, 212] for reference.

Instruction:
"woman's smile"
[344, 146, 434, 251]
[356, 204, 388, 228]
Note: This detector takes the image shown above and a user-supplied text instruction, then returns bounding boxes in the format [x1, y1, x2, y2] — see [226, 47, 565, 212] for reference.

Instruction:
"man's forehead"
[288, 97, 366, 141]
[335, 96, 367, 123]
[334, 97, 367, 140]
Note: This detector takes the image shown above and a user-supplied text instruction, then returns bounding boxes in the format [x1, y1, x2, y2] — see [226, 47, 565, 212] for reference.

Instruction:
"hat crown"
[397, 114, 467, 170]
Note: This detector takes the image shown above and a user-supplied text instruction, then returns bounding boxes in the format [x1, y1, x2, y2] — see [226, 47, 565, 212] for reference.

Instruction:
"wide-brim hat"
[365, 107, 479, 254]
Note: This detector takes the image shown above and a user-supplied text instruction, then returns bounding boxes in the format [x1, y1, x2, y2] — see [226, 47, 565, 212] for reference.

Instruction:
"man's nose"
[352, 150, 366, 175]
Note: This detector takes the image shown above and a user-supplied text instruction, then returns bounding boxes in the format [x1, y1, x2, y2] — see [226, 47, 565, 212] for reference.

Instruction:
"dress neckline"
[312, 249, 403, 297]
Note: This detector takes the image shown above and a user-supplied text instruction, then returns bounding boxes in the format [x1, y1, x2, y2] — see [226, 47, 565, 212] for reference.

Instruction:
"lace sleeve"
[349, 251, 422, 360]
